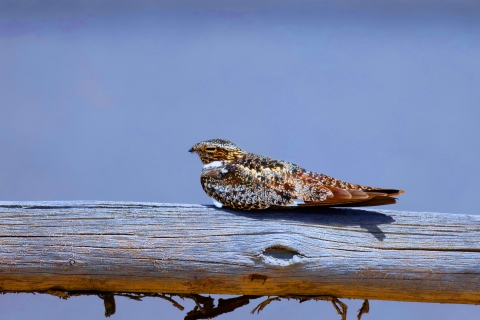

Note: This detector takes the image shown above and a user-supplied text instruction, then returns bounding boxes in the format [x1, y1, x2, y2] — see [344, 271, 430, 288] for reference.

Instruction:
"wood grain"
[0, 201, 479, 304]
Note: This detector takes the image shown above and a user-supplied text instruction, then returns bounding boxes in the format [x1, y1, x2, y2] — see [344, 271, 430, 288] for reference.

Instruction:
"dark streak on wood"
[248, 274, 268, 284]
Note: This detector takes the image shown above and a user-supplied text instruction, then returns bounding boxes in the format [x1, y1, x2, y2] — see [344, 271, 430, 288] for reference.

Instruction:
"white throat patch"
[204, 161, 223, 169]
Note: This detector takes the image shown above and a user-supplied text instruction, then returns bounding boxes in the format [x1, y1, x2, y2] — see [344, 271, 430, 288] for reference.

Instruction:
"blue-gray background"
[1, 1, 479, 319]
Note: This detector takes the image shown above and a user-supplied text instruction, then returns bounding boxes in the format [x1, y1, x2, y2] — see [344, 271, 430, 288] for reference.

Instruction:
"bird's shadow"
[215, 206, 395, 241]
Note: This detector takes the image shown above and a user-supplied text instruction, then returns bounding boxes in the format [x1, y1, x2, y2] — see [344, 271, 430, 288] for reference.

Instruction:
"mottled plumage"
[189, 139, 403, 210]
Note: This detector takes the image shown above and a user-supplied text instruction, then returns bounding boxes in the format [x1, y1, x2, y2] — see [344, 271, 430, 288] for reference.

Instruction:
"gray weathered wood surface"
[0, 201, 479, 304]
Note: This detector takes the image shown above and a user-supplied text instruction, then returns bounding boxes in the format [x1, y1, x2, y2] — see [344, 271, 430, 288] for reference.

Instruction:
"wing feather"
[329, 187, 352, 199]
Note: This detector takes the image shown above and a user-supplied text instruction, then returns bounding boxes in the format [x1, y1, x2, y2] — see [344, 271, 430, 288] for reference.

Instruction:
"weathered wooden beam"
[0, 201, 479, 305]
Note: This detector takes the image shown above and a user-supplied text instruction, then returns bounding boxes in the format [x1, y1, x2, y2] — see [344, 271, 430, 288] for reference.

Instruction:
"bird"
[189, 139, 403, 210]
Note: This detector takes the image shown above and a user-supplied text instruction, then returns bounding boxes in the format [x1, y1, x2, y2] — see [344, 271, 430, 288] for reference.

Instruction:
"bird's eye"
[205, 147, 216, 152]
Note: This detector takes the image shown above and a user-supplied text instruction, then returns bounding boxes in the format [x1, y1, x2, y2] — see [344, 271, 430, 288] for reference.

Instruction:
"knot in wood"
[260, 245, 304, 267]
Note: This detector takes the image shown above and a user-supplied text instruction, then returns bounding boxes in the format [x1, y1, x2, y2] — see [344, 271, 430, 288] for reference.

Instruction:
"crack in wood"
[373, 247, 480, 253]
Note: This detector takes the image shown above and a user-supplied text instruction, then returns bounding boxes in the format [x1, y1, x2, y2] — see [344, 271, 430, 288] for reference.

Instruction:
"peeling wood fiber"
[0, 201, 479, 304]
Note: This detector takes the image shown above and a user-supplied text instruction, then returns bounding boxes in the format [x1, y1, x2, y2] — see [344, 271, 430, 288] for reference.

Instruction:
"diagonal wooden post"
[0, 201, 479, 305]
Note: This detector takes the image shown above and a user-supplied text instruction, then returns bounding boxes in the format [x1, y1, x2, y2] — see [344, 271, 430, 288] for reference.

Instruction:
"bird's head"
[189, 139, 247, 165]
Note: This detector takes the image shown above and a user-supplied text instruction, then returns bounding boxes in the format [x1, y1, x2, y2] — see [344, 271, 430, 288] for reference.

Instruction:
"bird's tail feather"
[299, 188, 403, 207]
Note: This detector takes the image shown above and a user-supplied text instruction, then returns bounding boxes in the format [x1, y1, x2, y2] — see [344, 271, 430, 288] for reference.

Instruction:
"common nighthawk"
[189, 139, 403, 210]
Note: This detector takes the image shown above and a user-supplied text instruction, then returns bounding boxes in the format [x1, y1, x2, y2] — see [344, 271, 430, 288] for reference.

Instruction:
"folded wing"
[283, 169, 404, 207]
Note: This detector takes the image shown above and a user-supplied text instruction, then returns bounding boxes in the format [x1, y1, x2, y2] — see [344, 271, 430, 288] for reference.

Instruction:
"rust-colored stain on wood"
[248, 274, 268, 284]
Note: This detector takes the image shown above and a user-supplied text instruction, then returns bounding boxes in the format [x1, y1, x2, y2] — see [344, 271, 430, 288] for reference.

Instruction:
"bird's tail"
[299, 188, 404, 207]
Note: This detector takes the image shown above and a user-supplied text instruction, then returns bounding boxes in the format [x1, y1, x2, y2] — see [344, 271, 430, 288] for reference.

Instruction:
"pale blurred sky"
[0, 1, 479, 319]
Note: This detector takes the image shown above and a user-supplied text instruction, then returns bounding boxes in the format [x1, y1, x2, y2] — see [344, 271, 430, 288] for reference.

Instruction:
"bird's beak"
[188, 147, 195, 153]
